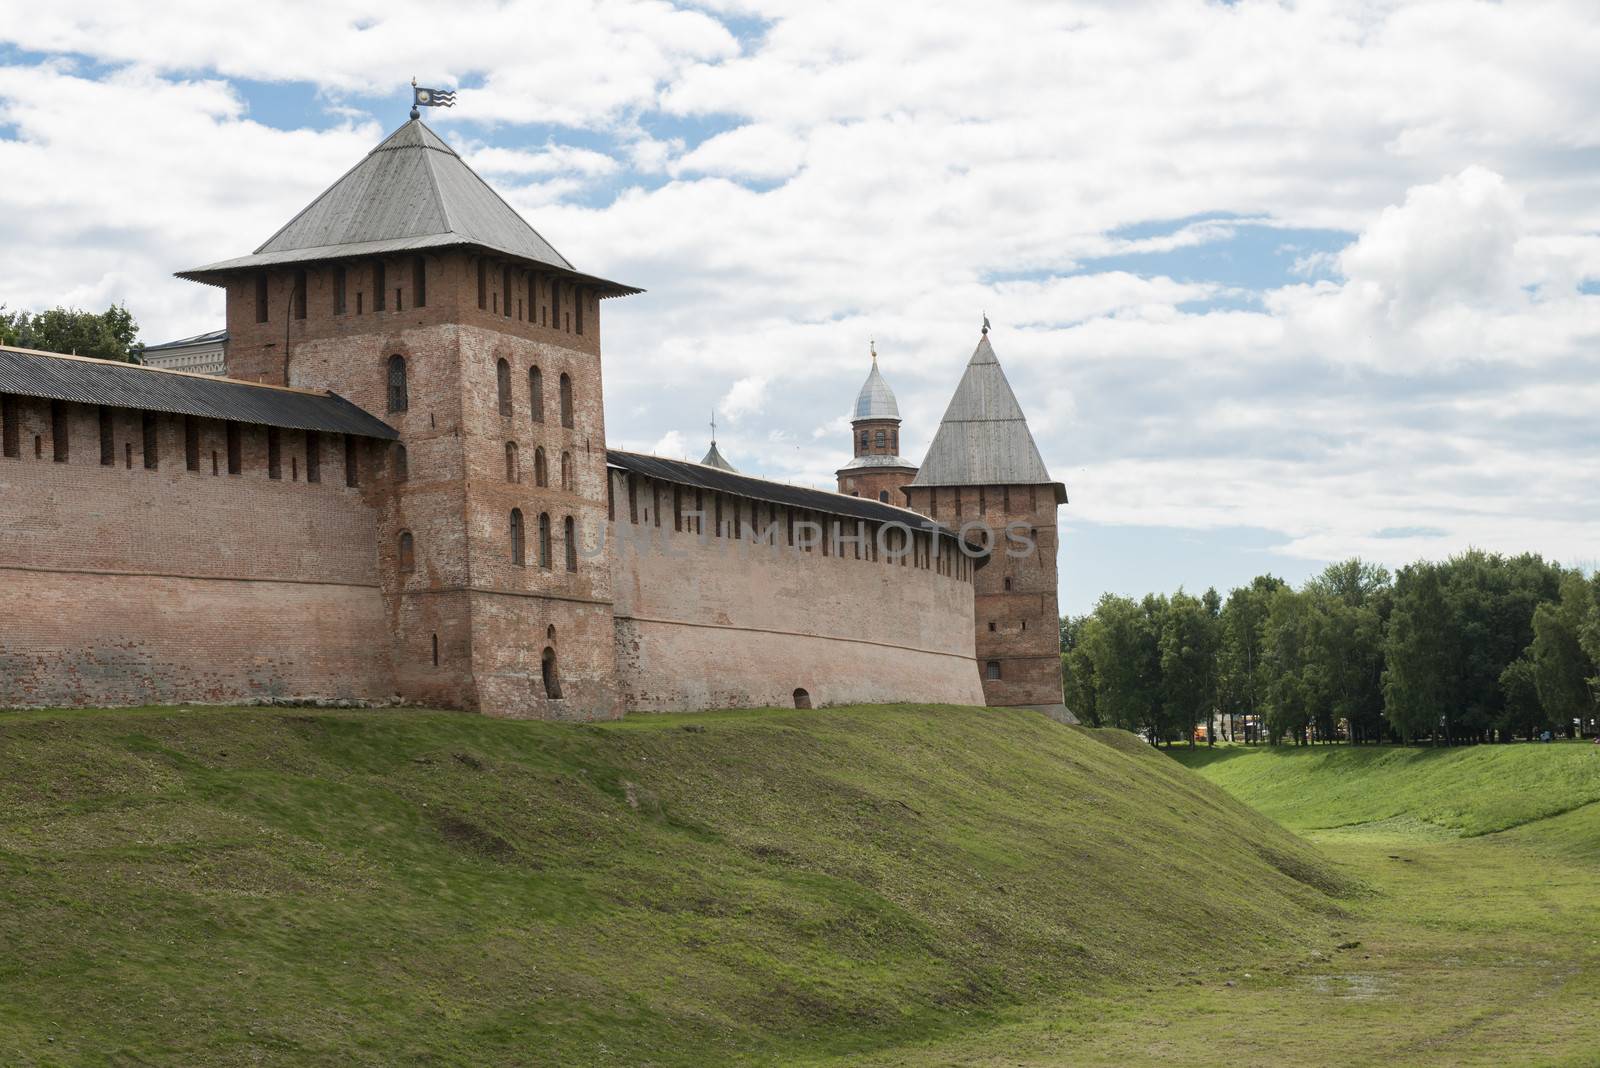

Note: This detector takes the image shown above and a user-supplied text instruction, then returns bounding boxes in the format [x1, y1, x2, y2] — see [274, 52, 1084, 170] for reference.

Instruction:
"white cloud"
[3, 0, 1600, 604]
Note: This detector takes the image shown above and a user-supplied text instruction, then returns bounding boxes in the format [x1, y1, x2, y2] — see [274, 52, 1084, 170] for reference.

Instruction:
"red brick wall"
[905, 483, 1065, 710]
[249, 250, 620, 719]
[0, 394, 392, 708]
[837, 465, 918, 506]
[609, 470, 985, 712]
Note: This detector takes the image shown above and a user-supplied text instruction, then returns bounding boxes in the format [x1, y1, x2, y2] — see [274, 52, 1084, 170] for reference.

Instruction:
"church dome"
[852, 356, 900, 421]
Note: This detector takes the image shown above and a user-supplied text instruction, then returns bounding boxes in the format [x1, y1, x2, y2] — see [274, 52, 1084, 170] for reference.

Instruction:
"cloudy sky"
[1, 0, 1596, 613]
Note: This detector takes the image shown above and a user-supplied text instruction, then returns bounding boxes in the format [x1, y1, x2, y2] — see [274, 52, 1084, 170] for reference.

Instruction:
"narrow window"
[985, 661, 1002, 681]
[673, 485, 682, 531]
[560, 450, 573, 491]
[357, 292, 363, 315]
[292, 269, 307, 320]
[413, 256, 427, 308]
[345, 436, 360, 487]
[496, 358, 512, 416]
[477, 259, 487, 309]
[255, 272, 269, 323]
[549, 279, 560, 330]
[305, 430, 321, 483]
[502, 265, 513, 318]
[386, 354, 408, 413]
[510, 508, 525, 566]
[528, 275, 537, 325]
[529, 366, 544, 423]
[859, 430, 868, 452]
[564, 515, 577, 572]
[373, 261, 387, 311]
[227, 422, 242, 474]
[393, 442, 408, 482]
[878, 490, 889, 503]
[505, 441, 519, 482]
[538, 512, 551, 569]
[1003, 576, 1012, 591]
[431, 633, 439, 667]
[291, 456, 298, 481]
[99, 407, 114, 465]
[1, 395, 17, 457]
[185, 416, 200, 472]
[212, 451, 218, 476]
[141, 413, 158, 469]
[559, 373, 573, 428]
[50, 402, 67, 462]
[267, 427, 281, 479]
[535, 446, 548, 487]
[1002, 486, 1011, 512]
[541, 647, 562, 699]
[875, 429, 886, 449]
[398, 530, 415, 572]
[333, 266, 347, 314]
[395, 286, 402, 313]
[575, 288, 584, 335]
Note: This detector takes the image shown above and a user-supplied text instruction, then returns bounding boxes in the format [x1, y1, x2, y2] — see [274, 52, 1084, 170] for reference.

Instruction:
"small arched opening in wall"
[541, 647, 563, 700]
[792, 688, 812, 710]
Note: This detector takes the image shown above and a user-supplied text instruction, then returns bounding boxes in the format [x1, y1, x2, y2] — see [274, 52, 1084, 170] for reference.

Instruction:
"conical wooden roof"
[909, 334, 1064, 499]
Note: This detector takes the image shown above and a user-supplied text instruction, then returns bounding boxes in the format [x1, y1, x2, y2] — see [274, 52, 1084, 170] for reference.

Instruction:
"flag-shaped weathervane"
[410, 76, 457, 119]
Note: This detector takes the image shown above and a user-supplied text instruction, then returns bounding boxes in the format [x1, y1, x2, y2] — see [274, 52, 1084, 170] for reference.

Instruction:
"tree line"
[0, 304, 142, 362]
[1061, 551, 1600, 746]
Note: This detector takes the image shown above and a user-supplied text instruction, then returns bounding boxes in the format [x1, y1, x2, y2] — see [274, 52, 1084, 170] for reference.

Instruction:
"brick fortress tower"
[900, 325, 1071, 721]
[835, 342, 919, 504]
[177, 117, 640, 719]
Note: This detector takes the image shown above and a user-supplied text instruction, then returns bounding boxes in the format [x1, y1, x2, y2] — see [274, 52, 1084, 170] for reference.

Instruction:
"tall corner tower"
[901, 327, 1070, 721]
[177, 116, 640, 721]
[835, 342, 918, 504]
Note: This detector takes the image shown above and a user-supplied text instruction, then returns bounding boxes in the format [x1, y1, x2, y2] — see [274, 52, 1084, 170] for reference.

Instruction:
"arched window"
[874, 429, 886, 449]
[529, 366, 544, 423]
[559, 373, 573, 428]
[541, 647, 563, 699]
[793, 688, 812, 710]
[496, 358, 512, 416]
[534, 446, 548, 487]
[538, 512, 552, 569]
[561, 450, 574, 491]
[564, 515, 577, 572]
[878, 490, 889, 503]
[505, 441, 520, 482]
[510, 508, 525, 566]
[859, 430, 869, 450]
[387, 355, 408, 413]
[393, 443, 408, 482]
[398, 530, 415, 573]
[546, 624, 557, 642]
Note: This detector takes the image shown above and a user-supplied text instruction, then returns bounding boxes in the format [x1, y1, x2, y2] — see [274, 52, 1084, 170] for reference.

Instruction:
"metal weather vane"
[410, 76, 458, 120]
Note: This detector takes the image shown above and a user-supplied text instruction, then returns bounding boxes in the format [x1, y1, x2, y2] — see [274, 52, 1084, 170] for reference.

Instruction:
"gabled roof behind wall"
[0, 347, 398, 440]
[608, 449, 977, 548]
[177, 119, 640, 296]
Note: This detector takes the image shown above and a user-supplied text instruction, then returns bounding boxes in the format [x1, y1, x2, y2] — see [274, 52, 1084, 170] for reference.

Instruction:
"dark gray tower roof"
[908, 334, 1065, 501]
[178, 118, 638, 295]
[700, 439, 736, 472]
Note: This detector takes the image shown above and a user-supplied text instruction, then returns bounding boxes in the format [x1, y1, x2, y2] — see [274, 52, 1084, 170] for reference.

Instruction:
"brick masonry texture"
[3, 233, 1062, 716]
[609, 470, 985, 712]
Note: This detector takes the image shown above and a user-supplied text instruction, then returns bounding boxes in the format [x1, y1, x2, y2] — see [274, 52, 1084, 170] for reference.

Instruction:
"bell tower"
[178, 116, 641, 720]
[836, 342, 919, 504]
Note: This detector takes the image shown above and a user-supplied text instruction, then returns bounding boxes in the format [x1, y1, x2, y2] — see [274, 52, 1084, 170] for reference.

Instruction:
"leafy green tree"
[1305, 560, 1390, 743]
[1060, 614, 1100, 726]
[0, 303, 142, 362]
[1261, 586, 1318, 744]
[1217, 576, 1284, 742]
[1498, 653, 1551, 740]
[1531, 573, 1599, 737]
[1383, 562, 1456, 744]
[1082, 593, 1163, 740]
[1160, 590, 1219, 746]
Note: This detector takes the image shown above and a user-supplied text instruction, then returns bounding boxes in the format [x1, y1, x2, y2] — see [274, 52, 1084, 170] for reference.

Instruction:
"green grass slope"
[1, 705, 1347, 1067]
[1169, 742, 1600, 838]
